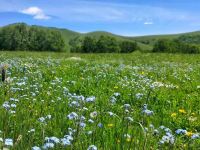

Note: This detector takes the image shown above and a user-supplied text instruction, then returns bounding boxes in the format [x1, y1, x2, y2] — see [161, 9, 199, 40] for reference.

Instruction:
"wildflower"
[4, 138, 13, 146]
[46, 115, 51, 119]
[86, 96, 96, 102]
[124, 104, 131, 109]
[125, 117, 133, 122]
[61, 138, 71, 146]
[114, 86, 118, 89]
[179, 109, 186, 114]
[107, 124, 114, 128]
[80, 116, 86, 121]
[90, 111, 97, 118]
[87, 145, 97, 150]
[126, 138, 132, 142]
[186, 131, 193, 137]
[38, 117, 45, 123]
[142, 109, 154, 116]
[32, 146, 41, 150]
[10, 104, 16, 108]
[171, 113, 177, 117]
[80, 122, 86, 128]
[45, 137, 60, 144]
[164, 128, 171, 133]
[135, 93, 143, 99]
[149, 124, 154, 129]
[67, 112, 78, 120]
[113, 92, 120, 97]
[43, 142, 54, 149]
[175, 129, 187, 135]
[28, 128, 35, 133]
[87, 131, 93, 135]
[110, 96, 117, 104]
[191, 133, 200, 139]
[97, 123, 103, 128]
[107, 112, 115, 116]
[2, 101, 10, 110]
[153, 129, 159, 135]
[159, 125, 165, 130]
[88, 119, 94, 123]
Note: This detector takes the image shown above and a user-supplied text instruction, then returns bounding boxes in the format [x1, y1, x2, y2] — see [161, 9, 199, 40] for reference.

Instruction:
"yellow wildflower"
[107, 124, 114, 128]
[126, 138, 132, 142]
[179, 109, 186, 114]
[141, 71, 145, 75]
[171, 113, 177, 117]
[186, 131, 193, 137]
[114, 86, 118, 89]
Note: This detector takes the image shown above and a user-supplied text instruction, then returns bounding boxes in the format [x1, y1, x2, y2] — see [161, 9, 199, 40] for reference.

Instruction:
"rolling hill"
[1, 23, 200, 51]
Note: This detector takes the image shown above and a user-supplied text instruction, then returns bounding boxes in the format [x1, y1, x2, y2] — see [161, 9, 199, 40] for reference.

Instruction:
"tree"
[120, 41, 138, 53]
[96, 35, 120, 53]
[0, 23, 66, 52]
[81, 36, 97, 53]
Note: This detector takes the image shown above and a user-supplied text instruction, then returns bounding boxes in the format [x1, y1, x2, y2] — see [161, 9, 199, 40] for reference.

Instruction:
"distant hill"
[1, 23, 200, 51]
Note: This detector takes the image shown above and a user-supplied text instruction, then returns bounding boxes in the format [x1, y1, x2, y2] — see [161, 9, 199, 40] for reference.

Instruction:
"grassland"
[0, 51, 200, 149]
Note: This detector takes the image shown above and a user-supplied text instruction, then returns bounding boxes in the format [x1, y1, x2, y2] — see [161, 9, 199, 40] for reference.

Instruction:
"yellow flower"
[114, 86, 118, 89]
[171, 113, 177, 117]
[186, 131, 193, 137]
[141, 71, 145, 75]
[126, 138, 132, 142]
[179, 109, 186, 114]
[191, 112, 195, 116]
[107, 124, 114, 128]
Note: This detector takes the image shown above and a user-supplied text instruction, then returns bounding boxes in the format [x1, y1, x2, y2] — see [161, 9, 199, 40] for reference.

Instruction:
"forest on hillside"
[0, 23, 65, 52]
[0, 23, 200, 53]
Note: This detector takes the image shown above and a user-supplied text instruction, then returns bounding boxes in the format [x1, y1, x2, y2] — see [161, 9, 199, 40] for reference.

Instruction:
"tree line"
[152, 39, 200, 54]
[0, 23, 65, 52]
[69, 36, 139, 53]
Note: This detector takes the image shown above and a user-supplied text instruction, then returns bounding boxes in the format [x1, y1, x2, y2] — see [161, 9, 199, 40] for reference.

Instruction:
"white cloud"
[20, 6, 50, 20]
[144, 21, 154, 25]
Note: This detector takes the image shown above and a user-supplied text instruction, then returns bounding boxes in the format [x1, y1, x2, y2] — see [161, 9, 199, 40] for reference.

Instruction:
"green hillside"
[1, 23, 200, 51]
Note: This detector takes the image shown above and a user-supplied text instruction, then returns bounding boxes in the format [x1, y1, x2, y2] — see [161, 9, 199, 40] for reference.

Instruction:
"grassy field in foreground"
[0, 52, 200, 149]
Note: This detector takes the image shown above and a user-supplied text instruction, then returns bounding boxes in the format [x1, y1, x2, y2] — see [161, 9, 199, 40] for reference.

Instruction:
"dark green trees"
[96, 36, 120, 53]
[69, 35, 138, 53]
[0, 23, 65, 51]
[120, 41, 138, 53]
[153, 39, 200, 54]
[82, 37, 97, 53]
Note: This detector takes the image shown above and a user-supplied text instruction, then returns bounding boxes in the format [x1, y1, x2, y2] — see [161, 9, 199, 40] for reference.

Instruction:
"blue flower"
[86, 96, 96, 102]
[43, 142, 54, 149]
[61, 138, 71, 146]
[97, 123, 103, 128]
[67, 112, 78, 120]
[32, 146, 41, 150]
[191, 133, 199, 139]
[87, 145, 97, 150]
[4, 138, 13, 146]
[80, 122, 86, 128]
[175, 129, 187, 135]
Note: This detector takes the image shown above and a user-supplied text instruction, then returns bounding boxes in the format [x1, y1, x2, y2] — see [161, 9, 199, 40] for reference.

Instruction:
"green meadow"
[0, 51, 200, 149]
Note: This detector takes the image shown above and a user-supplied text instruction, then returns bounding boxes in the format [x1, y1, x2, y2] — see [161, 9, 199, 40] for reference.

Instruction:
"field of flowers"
[0, 52, 200, 150]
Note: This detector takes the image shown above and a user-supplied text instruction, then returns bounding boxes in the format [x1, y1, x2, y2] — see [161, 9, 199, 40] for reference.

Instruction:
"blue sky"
[1, 0, 200, 36]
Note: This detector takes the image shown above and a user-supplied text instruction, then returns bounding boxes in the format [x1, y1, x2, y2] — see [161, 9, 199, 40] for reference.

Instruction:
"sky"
[0, 0, 200, 36]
